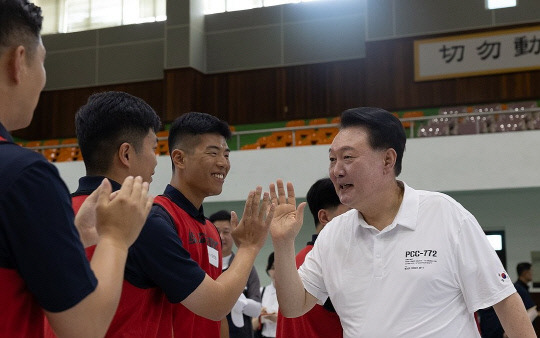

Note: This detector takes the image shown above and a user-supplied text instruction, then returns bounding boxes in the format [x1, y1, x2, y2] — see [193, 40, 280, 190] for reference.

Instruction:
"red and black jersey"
[45, 176, 174, 338]
[154, 192, 222, 338]
[1, 123, 96, 337]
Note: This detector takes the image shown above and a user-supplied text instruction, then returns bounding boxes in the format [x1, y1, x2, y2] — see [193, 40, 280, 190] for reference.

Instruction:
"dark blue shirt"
[514, 279, 536, 310]
[128, 184, 207, 302]
[0, 123, 97, 312]
[75, 177, 207, 303]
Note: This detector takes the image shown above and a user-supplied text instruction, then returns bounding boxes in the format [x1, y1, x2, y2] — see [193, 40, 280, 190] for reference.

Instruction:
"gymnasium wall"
[54, 129, 540, 285]
[14, 0, 540, 141]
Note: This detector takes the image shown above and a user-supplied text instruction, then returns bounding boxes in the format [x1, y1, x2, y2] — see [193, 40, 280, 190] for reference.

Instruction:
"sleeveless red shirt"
[154, 195, 222, 338]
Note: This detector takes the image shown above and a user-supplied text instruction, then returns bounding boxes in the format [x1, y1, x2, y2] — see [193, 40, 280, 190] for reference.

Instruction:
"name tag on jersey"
[208, 245, 219, 268]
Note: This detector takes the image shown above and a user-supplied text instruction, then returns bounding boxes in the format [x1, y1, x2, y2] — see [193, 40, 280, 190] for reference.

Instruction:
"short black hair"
[75, 91, 161, 175]
[0, 0, 43, 59]
[266, 252, 274, 275]
[306, 177, 341, 228]
[168, 112, 231, 171]
[168, 112, 231, 152]
[517, 262, 532, 277]
[340, 107, 406, 176]
[208, 210, 231, 223]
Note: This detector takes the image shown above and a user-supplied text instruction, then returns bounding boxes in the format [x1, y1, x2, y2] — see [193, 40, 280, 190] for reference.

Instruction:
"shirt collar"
[0, 122, 13, 142]
[356, 181, 419, 233]
[73, 176, 122, 196]
[393, 181, 419, 231]
[163, 184, 207, 224]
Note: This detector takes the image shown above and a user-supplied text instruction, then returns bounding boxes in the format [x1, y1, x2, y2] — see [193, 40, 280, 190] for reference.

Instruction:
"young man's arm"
[181, 187, 274, 320]
[45, 177, 153, 338]
[220, 318, 229, 338]
[242, 268, 263, 317]
[494, 292, 536, 338]
[268, 180, 318, 318]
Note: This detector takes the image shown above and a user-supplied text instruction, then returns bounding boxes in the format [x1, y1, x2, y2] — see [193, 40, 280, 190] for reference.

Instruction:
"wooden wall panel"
[364, 35, 540, 111]
[163, 59, 366, 126]
[200, 74, 230, 122]
[224, 68, 283, 125]
[164, 68, 205, 122]
[14, 80, 164, 140]
[16, 23, 540, 140]
[282, 59, 365, 119]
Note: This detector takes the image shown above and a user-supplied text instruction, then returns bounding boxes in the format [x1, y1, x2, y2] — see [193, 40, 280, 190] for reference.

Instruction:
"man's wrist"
[235, 244, 260, 256]
[271, 238, 295, 252]
[97, 234, 130, 252]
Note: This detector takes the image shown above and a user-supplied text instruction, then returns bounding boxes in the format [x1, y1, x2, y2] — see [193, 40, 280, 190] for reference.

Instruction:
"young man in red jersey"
[44, 90, 167, 337]
[71, 91, 161, 247]
[0, 1, 153, 336]
[72, 110, 274, 337]
[147, 112, 274, 337]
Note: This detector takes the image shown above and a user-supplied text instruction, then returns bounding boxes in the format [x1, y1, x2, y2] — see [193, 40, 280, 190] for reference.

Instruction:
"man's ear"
[7, 46, 26, 84]
[383, 148, 397, 174]
[318, 209, 330, 226]
[118, 142, 131, 167]
[171, 148, 186, 170]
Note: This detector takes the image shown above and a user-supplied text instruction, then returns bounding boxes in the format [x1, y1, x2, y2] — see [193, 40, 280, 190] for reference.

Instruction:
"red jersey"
[46, 191, 173, 338]
[0, 267, 45, 337]
[85, 245, 173, 338]
[276, 244, 343, 338]
[154, 195, 223, 338]
[1, 136, 96, 338]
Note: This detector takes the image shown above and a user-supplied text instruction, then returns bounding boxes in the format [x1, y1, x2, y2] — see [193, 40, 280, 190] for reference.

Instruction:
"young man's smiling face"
[179, 133, 230, 206]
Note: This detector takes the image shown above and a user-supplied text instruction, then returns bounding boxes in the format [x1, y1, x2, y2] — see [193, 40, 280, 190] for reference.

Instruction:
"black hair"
[306, 177, 341, 228]
[516, 262, 532, 277]
[0, 0, 43, 58]
[208, 210, 231, 223]
[75, 91, 161, 175]
[340, 107, 406, 176]
[266, 252, 274, 275]
[168, 112, 231, 171]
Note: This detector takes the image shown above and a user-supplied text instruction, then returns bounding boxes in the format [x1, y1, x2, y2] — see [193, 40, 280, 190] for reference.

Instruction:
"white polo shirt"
[298, 182, 515, 338]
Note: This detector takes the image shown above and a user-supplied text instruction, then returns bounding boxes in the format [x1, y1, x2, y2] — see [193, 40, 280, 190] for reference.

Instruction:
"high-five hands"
[231, 186, 275, 251]
[268, 179, 306, 244]
[75, 176, 153, 250]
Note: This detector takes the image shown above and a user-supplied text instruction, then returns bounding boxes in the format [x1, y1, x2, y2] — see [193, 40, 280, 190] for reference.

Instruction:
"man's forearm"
[186, 245, 260, 320]
[494, 292, 536, 338]
[219, 246, 259, 300]
[273, 241, 313, 318]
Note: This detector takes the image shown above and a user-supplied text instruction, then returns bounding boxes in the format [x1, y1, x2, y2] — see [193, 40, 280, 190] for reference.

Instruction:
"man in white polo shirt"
[268, 107, 535, 338]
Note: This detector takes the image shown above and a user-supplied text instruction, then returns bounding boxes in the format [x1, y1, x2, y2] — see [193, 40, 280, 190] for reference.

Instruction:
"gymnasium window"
[35, 0, 166, 34]
[485, 0, 517, 10]
[204, 0, 323, 15]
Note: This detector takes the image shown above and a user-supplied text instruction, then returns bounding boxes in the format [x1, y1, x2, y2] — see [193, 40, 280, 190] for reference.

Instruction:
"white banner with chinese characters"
[414, 25, 540, 81]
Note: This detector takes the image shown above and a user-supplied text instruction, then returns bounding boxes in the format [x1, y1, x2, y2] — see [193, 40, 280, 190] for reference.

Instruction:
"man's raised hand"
[232, 186, 275, 251]
[269, 180, 306, 244]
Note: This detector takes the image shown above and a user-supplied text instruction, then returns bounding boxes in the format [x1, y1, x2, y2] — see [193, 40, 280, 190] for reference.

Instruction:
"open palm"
[269, 180, 306, 242]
